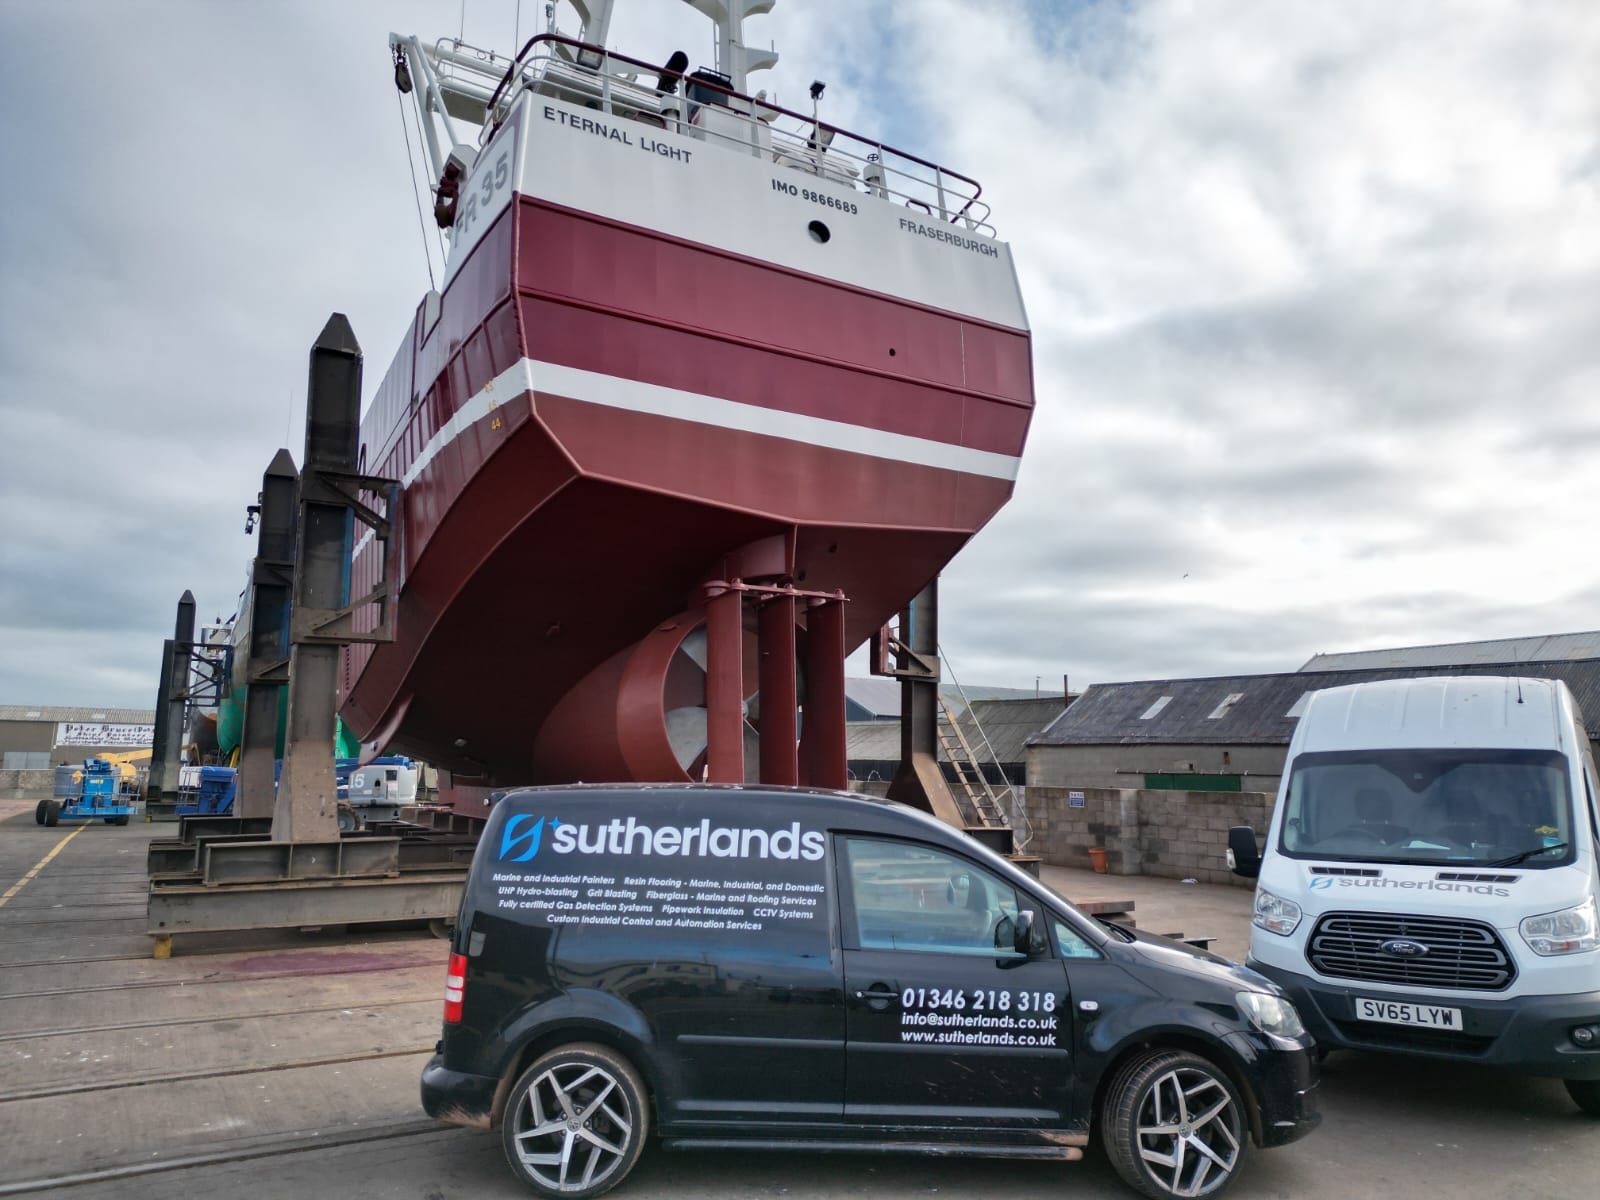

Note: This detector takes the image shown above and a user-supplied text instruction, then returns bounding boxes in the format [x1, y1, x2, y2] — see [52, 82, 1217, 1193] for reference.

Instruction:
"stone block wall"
[0, 769, 53, 799]
[1026, 785, 1274, 887]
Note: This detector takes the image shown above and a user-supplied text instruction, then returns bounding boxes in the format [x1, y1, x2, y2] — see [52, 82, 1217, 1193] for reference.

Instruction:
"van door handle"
[857, 984, 898, 1010]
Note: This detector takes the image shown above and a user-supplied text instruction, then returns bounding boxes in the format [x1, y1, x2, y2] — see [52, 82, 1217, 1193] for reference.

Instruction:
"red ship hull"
[341, 87, 1032, 785]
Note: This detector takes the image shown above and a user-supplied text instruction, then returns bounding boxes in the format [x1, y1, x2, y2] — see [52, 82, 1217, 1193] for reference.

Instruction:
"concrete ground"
[2, 796, 1596, 1199]
[1038, 862, 1256, 960]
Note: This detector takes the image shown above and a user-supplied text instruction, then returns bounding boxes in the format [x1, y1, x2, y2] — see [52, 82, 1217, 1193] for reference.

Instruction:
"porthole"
[808, 220, 831, 243]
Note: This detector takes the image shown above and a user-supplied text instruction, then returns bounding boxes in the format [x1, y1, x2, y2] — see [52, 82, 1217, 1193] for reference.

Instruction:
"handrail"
[485, 35, 541, 118]
[940, 649, 1033, 852]
[449, 33, 991, 233]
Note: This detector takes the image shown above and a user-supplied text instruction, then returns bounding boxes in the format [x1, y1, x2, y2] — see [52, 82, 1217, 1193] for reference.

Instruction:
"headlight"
[1236, 990, 1307, 1039]
[1252, 887, 1302, 937]
[1520, 897, 1600, 956]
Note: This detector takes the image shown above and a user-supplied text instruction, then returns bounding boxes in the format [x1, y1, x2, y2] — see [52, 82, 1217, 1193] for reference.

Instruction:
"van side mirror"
[1013, 909, 1035, 955]
[1227, 826, 1262, 879]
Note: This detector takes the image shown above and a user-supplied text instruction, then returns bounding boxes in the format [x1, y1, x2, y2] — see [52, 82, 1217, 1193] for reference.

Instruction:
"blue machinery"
[37, 759, 139, 827]
[172, 757, 416, 821]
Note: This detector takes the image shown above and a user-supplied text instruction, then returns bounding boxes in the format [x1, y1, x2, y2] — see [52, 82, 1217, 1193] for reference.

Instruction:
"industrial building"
[1027, 633, 1600, 793]
[847, 693, 1070, 789]
[0, 705, 155, 768]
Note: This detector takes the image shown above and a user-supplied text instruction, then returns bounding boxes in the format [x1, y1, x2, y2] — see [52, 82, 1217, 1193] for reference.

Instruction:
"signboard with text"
[55, 723, 154, 749]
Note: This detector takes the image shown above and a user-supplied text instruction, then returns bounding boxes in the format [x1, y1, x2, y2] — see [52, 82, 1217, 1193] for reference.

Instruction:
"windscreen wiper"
[1485, 842, 1569, 868]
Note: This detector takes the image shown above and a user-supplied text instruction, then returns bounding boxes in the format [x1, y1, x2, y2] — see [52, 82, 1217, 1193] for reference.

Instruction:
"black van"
[423, 786, 1319, 1199]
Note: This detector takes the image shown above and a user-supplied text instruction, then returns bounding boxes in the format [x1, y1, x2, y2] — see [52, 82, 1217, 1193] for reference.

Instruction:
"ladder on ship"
[936, 654, 1033, 852]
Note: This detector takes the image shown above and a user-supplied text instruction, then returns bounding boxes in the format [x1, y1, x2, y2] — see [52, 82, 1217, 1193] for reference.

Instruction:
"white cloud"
[1, 0, 1597, 711]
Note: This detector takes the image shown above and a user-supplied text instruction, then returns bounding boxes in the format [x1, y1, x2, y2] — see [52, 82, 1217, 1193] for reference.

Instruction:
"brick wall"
[1026, 785, 1274, 887]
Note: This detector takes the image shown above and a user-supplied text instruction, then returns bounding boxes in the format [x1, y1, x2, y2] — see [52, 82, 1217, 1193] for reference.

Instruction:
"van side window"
[842, 839, 1031, 957]
[1053, 919, 1101, 959]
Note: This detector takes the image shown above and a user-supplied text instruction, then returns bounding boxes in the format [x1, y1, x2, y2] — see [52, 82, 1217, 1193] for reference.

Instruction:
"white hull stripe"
[354, 358, 1019, 558]
[527, 359, 1022, 482]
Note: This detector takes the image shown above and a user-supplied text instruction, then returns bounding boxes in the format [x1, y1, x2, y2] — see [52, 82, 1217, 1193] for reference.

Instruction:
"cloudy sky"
[1, 0, 1597, 710]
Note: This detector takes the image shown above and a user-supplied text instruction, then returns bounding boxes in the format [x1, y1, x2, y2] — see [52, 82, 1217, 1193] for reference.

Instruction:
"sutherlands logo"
[1308, 874, 1511, 898]
[498, 813, 825, 864]
[500, 815, 554, 863]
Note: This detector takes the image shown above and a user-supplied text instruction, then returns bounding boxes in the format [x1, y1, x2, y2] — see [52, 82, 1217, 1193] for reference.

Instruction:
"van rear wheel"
[1102, 1049, 1247, 1200]
[502, 1042, 649, 1199]
[1566, 1078, 1600, 1117]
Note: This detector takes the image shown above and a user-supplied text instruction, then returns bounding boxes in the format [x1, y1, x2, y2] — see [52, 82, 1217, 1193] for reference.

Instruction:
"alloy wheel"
[511, 1060, 635, 1194]
[1133, 1065, 1243, 1197]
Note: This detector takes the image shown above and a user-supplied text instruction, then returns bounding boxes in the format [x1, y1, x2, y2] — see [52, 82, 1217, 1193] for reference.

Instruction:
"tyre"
[1566, 1078, 1600, 1117]
[501, 1043, 649, 1199]
[44, 801, 60, 827]
[113, 815, 130, 826]
[1101, 1049, 1248, 1200]
[336, 806, 359, 833]
[35, 800, 48, 825]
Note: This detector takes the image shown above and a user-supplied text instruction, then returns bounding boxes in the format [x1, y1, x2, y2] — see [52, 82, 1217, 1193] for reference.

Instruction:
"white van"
[1227, 676, 1600, 1115]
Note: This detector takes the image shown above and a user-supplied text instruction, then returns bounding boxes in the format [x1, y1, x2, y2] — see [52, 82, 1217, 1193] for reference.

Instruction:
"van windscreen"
[1279, 748, 1574, 867]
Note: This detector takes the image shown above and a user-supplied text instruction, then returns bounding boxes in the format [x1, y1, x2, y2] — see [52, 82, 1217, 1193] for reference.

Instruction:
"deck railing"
[418, 33, 993, 236]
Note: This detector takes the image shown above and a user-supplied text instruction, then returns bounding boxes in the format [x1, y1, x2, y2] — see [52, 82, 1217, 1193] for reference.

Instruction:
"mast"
[682, 0, 779, 93]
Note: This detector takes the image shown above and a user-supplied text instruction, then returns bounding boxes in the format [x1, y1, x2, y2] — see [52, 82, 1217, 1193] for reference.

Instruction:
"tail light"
[443, 952, 467, 1024]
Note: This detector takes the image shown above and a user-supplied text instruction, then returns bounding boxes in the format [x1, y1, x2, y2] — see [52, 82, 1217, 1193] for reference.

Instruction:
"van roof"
[487, 782, 962, 840]
[1296, 675, 1570, 752]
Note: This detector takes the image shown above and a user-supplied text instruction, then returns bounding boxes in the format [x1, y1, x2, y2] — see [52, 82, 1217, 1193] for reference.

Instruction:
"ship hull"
[342, 87, 1033, 782]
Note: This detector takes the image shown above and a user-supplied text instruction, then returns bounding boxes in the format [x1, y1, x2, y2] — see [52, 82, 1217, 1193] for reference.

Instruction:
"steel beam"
[201, 836, 401, 884]
[801, 597, 847, 789]
[177, 815, 276, 842]
[704, 586, 745, 784]
[885, 579, 966, 828]
[147, 873, 467, 940]
[147, 832, 273, 877]
[396, 806, 487, 835]
[274, 314, 363, 845]
[757, 593, 799, 785]
[145, 589, 195, 807]
[238, 449, 299, 819]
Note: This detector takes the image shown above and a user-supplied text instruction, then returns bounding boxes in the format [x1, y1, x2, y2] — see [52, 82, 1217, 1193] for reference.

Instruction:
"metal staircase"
[937, 654, 1033, 854]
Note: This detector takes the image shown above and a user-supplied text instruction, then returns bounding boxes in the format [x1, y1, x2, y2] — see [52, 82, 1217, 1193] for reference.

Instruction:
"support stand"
[146, 315, 463, 956]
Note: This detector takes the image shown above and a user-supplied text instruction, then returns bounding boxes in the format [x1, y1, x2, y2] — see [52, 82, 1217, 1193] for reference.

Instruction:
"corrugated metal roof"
[1301, 631, 1600, 672]
[846, 697, 1071, 770]
[843, 678, 1063, 720]
[955, 697, 1073, 764]
[843, 678, 903, 720]
[0, 705, 156, 724]
[1030, 660, 1600, 747]
[846, 721, 902, 761]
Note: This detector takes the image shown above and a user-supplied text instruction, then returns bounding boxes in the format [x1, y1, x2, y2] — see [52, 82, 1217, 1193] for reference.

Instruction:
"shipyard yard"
[2, 0, 1597, 1197]
[2, 796, 1593, 1200]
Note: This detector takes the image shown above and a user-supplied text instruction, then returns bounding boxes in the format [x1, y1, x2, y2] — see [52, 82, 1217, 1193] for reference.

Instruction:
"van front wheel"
[501, 1042, 649, 1199]
[1566, 1078, 1600, 1117]
[1102, 1049, 1247, 1200]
